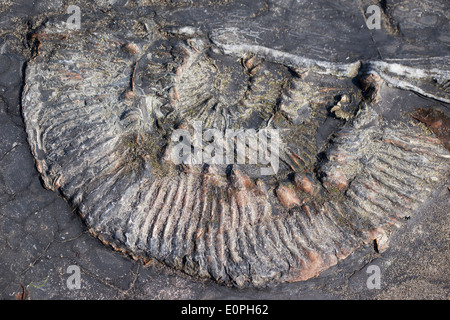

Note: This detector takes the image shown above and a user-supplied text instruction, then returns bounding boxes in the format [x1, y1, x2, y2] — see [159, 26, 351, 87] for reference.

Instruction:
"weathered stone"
[17, 0, 450, 289]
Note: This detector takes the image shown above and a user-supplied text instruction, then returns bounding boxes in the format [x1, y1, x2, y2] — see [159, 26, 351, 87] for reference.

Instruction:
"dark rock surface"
[0, 0, 448, 299]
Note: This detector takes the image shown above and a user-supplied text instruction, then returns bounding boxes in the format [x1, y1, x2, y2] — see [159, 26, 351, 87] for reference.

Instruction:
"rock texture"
[21, 1, 449, 287]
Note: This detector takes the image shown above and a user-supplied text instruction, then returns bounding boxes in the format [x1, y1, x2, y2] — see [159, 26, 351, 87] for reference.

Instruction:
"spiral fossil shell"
[22, 12, 449, 287]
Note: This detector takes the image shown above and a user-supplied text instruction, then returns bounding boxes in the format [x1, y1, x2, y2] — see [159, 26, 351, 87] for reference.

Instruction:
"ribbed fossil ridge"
[22, 16, 449, 287]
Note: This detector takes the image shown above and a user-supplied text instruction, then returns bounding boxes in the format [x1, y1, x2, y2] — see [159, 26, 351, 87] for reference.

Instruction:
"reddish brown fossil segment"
[123, 42, 140, 55]
[294, 174, 318, 196]
[276, 185, 301, 209]
[412, 108, 450, 151]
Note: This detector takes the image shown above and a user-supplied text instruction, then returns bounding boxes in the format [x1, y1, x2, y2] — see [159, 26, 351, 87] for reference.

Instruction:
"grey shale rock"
[21, 1, 449, 287]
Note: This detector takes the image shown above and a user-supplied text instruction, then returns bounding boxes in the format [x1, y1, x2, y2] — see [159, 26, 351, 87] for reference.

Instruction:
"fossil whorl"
[22, 17, 449, 287]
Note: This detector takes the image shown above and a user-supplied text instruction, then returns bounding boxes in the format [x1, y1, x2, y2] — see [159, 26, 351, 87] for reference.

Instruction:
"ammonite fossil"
[22, 4, 449, 287]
